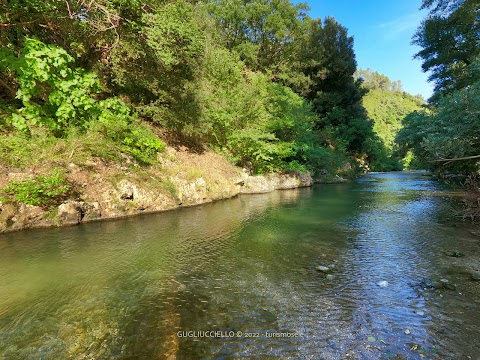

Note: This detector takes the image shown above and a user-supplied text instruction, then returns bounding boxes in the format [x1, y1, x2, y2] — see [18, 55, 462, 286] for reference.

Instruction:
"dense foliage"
[0, 0, 421, 179]
[397, 0, 480, 174]
[0, 37, 165, 164]
[413, 0, 479, 103]
[299, 17, 373, 156]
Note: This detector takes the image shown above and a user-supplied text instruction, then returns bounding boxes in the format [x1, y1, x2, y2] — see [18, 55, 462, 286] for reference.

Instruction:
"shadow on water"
[1, 173, 480, 359]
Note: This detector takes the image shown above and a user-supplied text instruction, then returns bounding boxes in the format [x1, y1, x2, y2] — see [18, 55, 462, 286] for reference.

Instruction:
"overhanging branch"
[431, 155, 480, 163]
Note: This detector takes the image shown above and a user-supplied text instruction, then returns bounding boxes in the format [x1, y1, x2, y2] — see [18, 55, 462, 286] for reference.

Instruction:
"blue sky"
[293, 0, 434, 99]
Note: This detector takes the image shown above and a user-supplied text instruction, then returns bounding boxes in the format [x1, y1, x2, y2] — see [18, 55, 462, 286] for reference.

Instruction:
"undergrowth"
[0, 169, 71, 208]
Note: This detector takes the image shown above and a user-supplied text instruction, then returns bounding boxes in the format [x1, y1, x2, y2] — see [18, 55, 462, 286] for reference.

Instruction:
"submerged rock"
[470, 272, 480, 281]
[438, 278, 457, 290]
[446, 251, 465, 258]
[315, 265, 331, 273]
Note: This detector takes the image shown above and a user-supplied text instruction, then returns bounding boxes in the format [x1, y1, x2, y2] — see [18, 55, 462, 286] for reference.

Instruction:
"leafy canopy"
[398, 0, 480, 174]
[413, 0, 480, 102]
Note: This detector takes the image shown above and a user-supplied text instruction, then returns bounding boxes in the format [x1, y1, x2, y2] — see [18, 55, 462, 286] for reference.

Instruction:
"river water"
[1, 172, 479, 359]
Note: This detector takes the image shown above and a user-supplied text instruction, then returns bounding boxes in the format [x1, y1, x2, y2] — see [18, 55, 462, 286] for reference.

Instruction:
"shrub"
[1, 39, 165, 164]
[1, 38, 99, 134]
[226, 128, 295, 174]
[1, 169, 70, 207]
[91, 98, 165, 164]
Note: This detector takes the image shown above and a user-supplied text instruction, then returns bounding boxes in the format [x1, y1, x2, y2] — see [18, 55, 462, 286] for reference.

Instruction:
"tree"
[206, 0, 309, 76]
[101, 0, 205, 134]
[413, 0, 480, 102]
[0, 0, 387, 175]
[300, 17, 372, 154]
[0, 1, 208, 136]
[0, 0, 73, 98]
[419, 0, 464, 16]
[397, 0, 480, 174]
[355, 68, 405, 93]
[397, 81, 480, 171]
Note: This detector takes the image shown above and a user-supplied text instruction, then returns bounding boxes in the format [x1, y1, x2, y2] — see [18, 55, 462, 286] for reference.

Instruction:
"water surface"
[1, 172, 479, 359]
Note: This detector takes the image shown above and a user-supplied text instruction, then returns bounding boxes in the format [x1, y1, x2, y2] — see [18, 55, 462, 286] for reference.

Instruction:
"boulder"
[174, 177, 209, 205]
[57, 201, 102, 225]
[118, 180, 136, 200]
[58, 201, 83, 225]
[240, 171, 312, 194]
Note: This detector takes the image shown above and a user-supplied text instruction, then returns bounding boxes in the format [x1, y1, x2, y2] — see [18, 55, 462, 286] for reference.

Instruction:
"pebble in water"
[377, 280, 388, 288]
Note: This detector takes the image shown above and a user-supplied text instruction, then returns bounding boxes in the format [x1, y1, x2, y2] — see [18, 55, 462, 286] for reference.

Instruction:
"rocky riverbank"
[0, 146, 318, 233]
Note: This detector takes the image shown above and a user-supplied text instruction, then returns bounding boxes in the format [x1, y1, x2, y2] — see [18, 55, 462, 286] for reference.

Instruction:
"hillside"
[356, 69, 425, 169]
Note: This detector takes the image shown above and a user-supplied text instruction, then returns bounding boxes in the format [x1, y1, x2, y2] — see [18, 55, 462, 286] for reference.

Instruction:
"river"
[1, 172, 479, 359]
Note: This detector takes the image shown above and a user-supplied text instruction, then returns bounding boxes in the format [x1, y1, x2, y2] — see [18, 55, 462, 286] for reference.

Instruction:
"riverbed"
[1, 172, 479, 359]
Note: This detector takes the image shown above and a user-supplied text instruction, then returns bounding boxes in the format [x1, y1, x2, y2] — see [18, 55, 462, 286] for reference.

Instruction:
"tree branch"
[65, 0, 76, 19]
[431, 154, 480, 162]
[0, 20, 38, 27]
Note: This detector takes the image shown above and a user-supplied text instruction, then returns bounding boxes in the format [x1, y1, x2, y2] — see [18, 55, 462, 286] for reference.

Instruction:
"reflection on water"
[1, 173, 480, 359]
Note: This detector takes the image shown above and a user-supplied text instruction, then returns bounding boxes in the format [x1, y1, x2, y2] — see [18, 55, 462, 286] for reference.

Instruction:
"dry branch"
[431, 154, 480, 163]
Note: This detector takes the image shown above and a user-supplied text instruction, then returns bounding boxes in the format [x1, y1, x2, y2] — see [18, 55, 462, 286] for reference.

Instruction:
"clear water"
[1, 172, 479, 359]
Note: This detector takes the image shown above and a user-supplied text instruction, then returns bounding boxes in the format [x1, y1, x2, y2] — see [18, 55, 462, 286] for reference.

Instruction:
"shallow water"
[1, 172, 479, 359]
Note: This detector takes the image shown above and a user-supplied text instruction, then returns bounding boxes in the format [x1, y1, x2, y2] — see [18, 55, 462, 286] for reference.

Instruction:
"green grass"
[0, 124, 164, 170]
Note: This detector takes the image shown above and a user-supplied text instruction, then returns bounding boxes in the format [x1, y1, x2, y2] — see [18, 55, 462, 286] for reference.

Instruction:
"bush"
[396, 81, 480, 173]
[2, 38, 100, 134]
[1, 39, 165, 165]
[91, 98, 165, 164]
[199, 61, 323, 174]
[306, 145, 349, 176]
[226, 128, 294, 174]
[1, 169, 70, 207]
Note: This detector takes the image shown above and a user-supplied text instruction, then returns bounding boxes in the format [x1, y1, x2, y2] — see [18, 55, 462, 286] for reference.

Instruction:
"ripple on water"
[1, 173, 480, 359]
